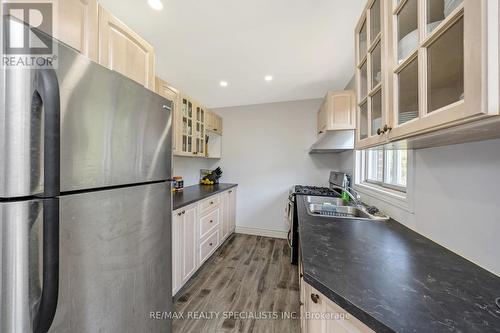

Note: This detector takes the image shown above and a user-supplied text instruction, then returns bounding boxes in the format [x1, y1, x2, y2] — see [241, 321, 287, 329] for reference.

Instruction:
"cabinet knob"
[209, 242, 213, 246]
[229, 190, 232, 193]
[311, 293, 320, 304]
[318, 131, 324, 134]
[383, 124, 392, 132]
[177, 212, 182, 216]
[377, 128, 383, 135]
[182, 211, 186, 215]
[210, 220, 213, 223]
[210, 201, 214, 205]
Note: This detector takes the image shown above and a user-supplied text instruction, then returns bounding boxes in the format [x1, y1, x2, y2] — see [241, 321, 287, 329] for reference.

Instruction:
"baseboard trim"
[235, 226, 287, 239]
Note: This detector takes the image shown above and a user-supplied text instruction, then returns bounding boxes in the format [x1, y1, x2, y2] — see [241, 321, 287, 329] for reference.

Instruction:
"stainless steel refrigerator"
[0, 39, 173, 332]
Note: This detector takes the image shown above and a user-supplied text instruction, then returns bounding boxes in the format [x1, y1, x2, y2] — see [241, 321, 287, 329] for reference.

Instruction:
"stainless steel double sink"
[305, 196, 389, 222]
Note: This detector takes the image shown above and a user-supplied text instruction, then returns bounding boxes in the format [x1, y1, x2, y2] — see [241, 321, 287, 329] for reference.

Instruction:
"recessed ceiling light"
[219, 81, 228, 87]
[148, 0, 164, 11]
[265, 75, 273, 82]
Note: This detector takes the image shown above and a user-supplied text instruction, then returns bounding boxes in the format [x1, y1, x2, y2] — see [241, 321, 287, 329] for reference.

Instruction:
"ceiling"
[99, 0, 365, 108]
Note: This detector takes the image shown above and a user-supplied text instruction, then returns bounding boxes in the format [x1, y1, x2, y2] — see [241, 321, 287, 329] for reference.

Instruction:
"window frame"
[363, 149, 407, 193]
[354, 148, 415, 213]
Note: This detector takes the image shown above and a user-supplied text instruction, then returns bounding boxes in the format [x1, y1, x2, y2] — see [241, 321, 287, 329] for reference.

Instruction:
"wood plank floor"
[173, 234, 300, 333]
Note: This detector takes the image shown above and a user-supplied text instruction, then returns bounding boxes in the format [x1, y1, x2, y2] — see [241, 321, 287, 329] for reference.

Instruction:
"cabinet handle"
[311, 293, 320, 304]
[318, 131, 324, 134]
[299, 302, 304, 306]
[214, 129, 218, 132]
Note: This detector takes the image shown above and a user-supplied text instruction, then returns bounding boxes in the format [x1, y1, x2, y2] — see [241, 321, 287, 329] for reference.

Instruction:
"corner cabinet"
[98, 5, 156, 90]
[354, 0, 499, 149]
[317, 91, 356, 135]
[206, 110, 223, 134]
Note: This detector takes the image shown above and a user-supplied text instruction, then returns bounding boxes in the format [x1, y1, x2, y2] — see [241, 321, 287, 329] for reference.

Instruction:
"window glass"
[363, 149, 408, 191]
[367, 149, 384, 182]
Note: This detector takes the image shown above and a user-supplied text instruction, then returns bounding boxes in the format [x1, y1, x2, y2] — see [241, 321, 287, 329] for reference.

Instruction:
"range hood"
[309, 129, 355, 154]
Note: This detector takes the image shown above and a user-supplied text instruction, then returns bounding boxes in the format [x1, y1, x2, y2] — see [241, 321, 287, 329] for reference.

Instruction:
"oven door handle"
[287, 230, 292, 248]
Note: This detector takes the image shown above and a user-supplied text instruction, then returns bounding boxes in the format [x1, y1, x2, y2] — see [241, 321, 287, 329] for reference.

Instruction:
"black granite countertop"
[173, 183, 238, 210]
[297, 195, 500, 333]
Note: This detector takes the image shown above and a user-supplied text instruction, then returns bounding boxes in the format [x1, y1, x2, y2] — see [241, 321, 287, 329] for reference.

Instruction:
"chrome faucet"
[330, 184, 362, 206]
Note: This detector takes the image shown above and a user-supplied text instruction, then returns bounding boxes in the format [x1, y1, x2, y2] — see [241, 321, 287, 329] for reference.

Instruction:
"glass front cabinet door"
[355, 0, 499, 148]
[355, 0, 392, 149]
[388, 0, 498, 141]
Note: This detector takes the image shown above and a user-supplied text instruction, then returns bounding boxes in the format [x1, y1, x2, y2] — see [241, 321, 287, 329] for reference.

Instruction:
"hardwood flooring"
[173, 234, 300, 333]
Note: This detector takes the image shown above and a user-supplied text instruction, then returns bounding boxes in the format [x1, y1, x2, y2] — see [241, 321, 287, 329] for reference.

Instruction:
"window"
[360, 149, 408, 192]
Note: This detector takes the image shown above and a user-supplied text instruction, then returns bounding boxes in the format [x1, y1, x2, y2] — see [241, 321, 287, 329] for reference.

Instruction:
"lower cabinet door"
[228, 188, 237, 232]
[172, 210, 182, 294]
[220, 191, 230, 240]
[305, 284, 326, 333]
[181, 205, 197, 284]
[303, 281, 376, 333]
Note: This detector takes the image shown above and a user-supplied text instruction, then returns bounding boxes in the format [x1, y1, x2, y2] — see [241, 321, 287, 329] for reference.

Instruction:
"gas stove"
[293, 185, 340, 197]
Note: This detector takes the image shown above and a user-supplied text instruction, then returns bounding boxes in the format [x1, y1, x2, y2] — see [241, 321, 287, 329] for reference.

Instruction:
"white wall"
[173, 156, 218, 186]
[339, 139, 500, 276]
[214, 99, 342, 235]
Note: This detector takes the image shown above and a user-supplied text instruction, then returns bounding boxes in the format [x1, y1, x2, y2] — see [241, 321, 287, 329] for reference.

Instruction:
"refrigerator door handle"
[31, 68, 61, 333]
[32, 68, 61, 198]
[33, 198, 60, 333]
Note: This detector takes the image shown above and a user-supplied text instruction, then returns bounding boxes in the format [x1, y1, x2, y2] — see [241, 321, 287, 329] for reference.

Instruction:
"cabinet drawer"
[199, 230, 219, 264]
[199, 194, 220, 212]
[200, 208, 220, 238]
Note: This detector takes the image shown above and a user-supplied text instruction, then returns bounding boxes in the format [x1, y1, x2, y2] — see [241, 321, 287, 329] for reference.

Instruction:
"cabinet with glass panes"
[388, 0, 499, 141]
[194, 104, 205, 156]
[355, 0, 392, 149]
[177, 95, 210, 157]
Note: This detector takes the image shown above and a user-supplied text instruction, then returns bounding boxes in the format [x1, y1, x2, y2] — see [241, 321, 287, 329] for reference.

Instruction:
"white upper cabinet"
[355, 0, 391, 149]
[317, 91, 356, 135]
[388, 0, 499, 141]
[98, 4, 156, 89]
[355, 0, 499, 149]
[156, 78, 181, 153]
[56, 0, 98, 61]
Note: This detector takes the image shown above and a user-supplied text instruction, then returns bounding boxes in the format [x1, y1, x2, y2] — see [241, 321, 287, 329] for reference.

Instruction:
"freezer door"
[1, 40, 173, 197]
[0, 200, 43, 333]
[50, 182, 172, 333]
[57, 44, 172, 192]
[0, 67, 43, 198]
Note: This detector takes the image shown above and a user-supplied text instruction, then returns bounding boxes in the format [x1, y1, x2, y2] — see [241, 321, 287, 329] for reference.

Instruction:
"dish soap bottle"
[341, 191, 350, 203]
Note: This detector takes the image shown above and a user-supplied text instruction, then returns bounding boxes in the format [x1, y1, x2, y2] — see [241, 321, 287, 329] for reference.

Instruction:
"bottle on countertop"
[173, 176, 184, 192]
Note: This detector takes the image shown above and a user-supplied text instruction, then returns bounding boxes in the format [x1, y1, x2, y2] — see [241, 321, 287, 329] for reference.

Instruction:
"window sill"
[355, 182, 414, 213]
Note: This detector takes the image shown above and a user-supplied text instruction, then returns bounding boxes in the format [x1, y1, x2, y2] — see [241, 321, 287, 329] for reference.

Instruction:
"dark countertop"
[173, 183, 238, 210]
[297, 195, 500, 333]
